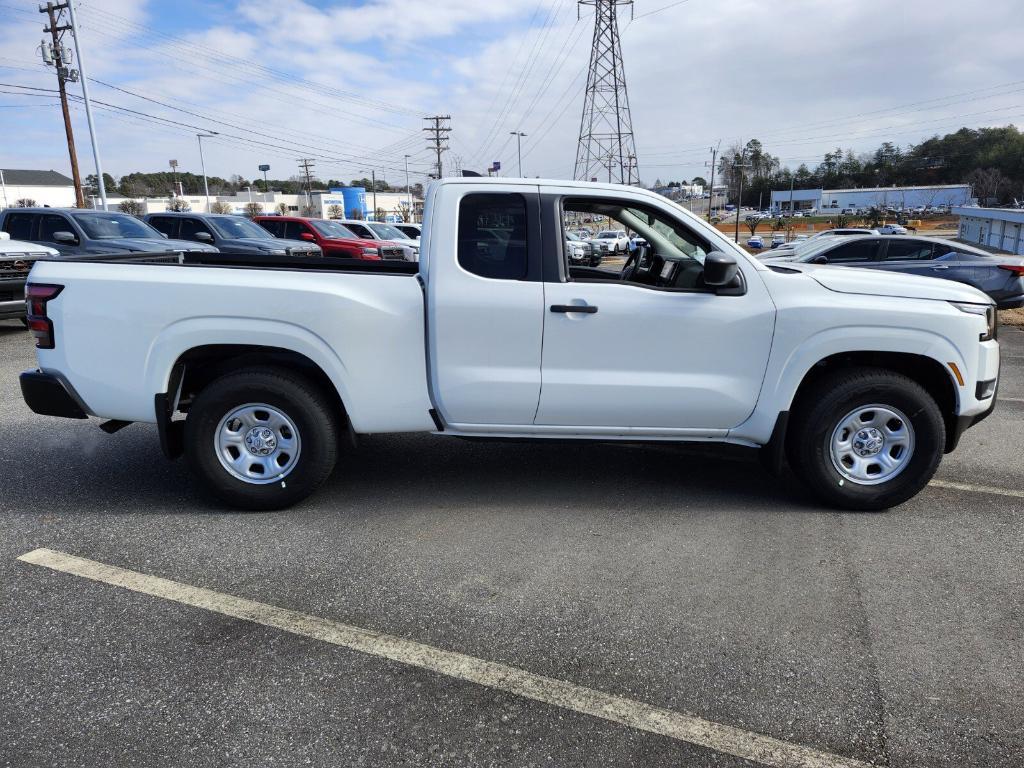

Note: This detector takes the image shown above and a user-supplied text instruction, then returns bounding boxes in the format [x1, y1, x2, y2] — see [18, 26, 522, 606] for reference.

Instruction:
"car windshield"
[368, 222, 409, 240]
[73, 212, 161, 239]
[566, 232, 581, 241]
[597, 232, 618, 238]
[208, 216, 274, 239]
[311, 220, 356, 239]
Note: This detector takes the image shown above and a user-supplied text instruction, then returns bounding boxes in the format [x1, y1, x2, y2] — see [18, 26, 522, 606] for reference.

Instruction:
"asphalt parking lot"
[1, 318, 1021, 768]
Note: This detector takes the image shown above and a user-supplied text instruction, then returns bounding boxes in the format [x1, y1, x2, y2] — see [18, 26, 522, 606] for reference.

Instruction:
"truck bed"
[29, 259, 435, 434]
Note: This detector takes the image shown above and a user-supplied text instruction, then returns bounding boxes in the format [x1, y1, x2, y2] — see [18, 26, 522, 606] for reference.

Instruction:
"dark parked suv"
[0, 208, 219, 257]
[144, 212, 320, 258]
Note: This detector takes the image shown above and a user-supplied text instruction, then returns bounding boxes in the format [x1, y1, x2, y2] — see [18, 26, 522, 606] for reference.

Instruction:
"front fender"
[730, 324, 965, 445]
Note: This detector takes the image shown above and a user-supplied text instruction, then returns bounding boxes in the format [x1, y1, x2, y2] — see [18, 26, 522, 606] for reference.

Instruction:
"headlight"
[266, 248, 287, 256]
[950, 301, 997, 341]
[362, 247, 378, 256]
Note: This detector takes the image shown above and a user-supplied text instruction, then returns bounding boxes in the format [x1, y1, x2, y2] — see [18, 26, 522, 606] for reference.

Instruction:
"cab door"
[426, 187, 545, 426]
[535, 191, 775, 432]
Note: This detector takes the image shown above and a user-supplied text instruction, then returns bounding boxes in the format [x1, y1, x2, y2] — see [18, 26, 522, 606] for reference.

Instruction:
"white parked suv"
[588, 229, 630, 254]
[19, 178, 999, 512]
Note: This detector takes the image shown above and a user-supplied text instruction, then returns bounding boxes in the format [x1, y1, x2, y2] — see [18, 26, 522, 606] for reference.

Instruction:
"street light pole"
[510, 131, 526, 176]
[733, 151, 752, 244]
[362, 169, 377, 219]
[66, 0, 107, 210]
[196, 132, 217, 212]
[259, 163, 270, 204]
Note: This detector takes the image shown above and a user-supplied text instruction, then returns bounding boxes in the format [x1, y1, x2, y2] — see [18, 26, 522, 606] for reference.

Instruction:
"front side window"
[256, 219, 284, 237]
[457, 193, 529, 280]
[562, 198, 711, 291]
[179, 218, 214, 240]
[823, 240, 883, 263]
[40, 214, 73, 243]
[73, 212, 161, 239]
[346, 222, 373, 238]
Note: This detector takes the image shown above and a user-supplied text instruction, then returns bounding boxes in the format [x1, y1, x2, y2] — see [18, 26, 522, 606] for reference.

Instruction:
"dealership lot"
[1, 320, 1021, 767]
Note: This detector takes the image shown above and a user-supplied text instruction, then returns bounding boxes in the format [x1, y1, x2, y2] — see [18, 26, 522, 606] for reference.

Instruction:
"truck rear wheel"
[787, 368, 945, 511]
[184, 367, 338, 510]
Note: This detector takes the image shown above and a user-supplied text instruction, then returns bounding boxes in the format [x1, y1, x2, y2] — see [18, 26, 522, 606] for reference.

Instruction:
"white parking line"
[17, 548, 873, 768]
[929, 479, 1024, 499]
[997, 396, 1024, 404]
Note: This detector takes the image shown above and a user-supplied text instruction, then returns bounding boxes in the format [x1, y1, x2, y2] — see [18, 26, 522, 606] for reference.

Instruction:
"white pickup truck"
[20, 179, 999, 511]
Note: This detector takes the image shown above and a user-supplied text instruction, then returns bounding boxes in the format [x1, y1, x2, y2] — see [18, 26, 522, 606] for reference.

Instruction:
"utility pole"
[362, 169, 377, 219]
[0, 169, 8, 209]
[404, 154, 412, 220]
[574, 0, 639, 185]
[169, 159, 179, 197]
[510, 131, 526, 177]
[39, 2, 84, 207]
[705, 141, 720, 222]
[423, 115, 451, 179]
[788, 174, 795, 216]
[297, 158, 315, 212]
[732, 150, 752, 244]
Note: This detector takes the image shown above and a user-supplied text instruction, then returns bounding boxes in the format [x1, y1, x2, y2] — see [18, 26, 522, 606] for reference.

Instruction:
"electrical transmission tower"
[297, 158, 315, 210]
[423, 115, 451, 179]
[574, 0, 639, 185]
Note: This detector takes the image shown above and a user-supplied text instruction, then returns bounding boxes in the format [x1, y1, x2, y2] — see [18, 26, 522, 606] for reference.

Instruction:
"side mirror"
[703, 250, 739, 288]
[194, 231, 214, 242]
[300, 232, 316, 241]
[160, 232, 169, 239]
[809, 254, 828, 265]
[53, 231, 78, 244]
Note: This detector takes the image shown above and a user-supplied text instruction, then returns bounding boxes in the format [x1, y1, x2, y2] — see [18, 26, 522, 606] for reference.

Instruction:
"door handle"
[931, 265, 950, 270]
[550, 304, 598, 314]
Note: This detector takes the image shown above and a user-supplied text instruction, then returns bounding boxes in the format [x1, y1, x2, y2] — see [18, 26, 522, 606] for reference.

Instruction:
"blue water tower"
[332, 187, 367, 219]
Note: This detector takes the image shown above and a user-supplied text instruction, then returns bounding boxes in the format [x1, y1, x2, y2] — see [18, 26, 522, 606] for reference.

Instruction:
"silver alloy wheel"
[215, 403, 301, 485]
[829, 404, 915, 486]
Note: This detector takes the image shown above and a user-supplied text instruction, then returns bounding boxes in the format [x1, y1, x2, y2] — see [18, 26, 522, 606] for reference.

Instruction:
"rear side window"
[457, 193, 528, 280]
[257, 219, 284, 237]
[826, 240, 883, 263]
[346, 222, 372, 238]
[3, 213, 35, 240]
[884, 240, 934, 261]
[147, 217, 177, 237]
[283, 222, 307, 240]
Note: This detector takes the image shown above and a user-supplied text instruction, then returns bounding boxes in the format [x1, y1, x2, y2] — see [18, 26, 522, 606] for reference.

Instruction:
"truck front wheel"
[184, 367, 338, 510]
[787, 368, 945, 511]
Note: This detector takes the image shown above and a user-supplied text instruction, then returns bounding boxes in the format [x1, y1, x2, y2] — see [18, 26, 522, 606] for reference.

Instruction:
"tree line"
[660, 125, 1024, 207]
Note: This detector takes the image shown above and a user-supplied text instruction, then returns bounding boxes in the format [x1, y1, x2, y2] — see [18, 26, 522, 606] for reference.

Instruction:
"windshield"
[311, 220, 356, 239]
[73, 212, 162, 240]
[566, 232, 581, 242]
[597, 232, 618, 239]
[208, 216, 274, 239]
[368, 222, 409, 240]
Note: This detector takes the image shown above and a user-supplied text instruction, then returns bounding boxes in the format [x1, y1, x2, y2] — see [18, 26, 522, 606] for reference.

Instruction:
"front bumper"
[0, 298, 25, 320]
[20, 370, 88, 419]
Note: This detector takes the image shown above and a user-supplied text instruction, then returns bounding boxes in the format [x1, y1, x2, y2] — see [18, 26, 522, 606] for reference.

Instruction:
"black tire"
[787, 367, 945, 511]
[184, 366, 338, 510]
[19, 317, 28, 327]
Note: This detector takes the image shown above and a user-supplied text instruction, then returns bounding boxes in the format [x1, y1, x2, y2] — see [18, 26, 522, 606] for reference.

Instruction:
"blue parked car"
[762, 235, 1024, 308]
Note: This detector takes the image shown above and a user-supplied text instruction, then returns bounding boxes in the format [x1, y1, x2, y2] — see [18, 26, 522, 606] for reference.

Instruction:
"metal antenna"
[574, 0, 639, 185]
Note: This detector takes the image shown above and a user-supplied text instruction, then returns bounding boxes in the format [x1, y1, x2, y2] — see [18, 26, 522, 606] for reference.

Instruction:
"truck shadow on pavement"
[4, 414, 823, 515]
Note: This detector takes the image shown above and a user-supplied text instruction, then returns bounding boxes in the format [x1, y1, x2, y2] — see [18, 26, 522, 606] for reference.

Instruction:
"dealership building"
[770, 184, 973, 212]
[953, 206, 1024, 255]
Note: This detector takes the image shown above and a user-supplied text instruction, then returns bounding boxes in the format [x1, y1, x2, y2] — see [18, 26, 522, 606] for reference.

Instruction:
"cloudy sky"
[0, 0, 1021, 188]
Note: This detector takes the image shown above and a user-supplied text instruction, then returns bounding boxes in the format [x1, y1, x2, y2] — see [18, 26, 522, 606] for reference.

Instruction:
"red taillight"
[998, 264, 1024, 275]
[25, 283, 63, 349]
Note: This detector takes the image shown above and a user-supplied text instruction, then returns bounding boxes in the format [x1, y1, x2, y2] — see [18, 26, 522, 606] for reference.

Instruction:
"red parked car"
[253, 216, 408, 261]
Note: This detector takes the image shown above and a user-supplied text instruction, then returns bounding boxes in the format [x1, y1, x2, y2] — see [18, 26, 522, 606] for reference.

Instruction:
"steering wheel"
[619, 245, 647, 282]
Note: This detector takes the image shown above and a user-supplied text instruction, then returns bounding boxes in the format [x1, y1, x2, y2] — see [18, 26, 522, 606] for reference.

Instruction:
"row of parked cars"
[0, 207, 424, 321]
[757, 229, 1024, 308]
